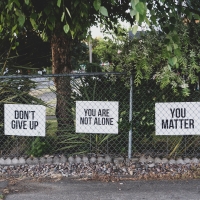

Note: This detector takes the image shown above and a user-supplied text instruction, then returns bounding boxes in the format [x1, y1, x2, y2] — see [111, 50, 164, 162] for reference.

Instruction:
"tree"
[0, 0, 132, 132]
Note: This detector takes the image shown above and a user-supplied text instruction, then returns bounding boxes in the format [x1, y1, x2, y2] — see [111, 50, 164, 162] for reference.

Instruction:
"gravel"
[0, 156, 200, 181]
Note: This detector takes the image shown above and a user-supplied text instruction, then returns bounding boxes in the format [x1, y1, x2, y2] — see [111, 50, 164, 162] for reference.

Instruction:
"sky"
[90, 20, 132, 38]
[90, 22, 147, 38]
[91, 26, 104, 38]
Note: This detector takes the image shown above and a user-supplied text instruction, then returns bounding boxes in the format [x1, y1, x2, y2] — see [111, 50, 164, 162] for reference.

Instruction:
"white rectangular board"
[76, 101, 119, 134]
[4, 104, 46, 137]
[155, 102, 200, 135]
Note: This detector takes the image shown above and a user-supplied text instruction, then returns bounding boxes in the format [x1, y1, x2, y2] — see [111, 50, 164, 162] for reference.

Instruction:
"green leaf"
[57, 0, 61, 7]
[173, 43, 178, 49]
[167, 45, 172, 52]
[49, 15, 56, 24]
[44, 6, 51, 15]
[99, 6, 108, 17]
[135, 2, 145, 15]
[18, 14, 25, 27]
[150, 15, 156, 24]
[93, 0, 101, 11]
[144, 16, 150, 26]
[74, 0, 79, 8]
[131, 0, 139, 9]
[164, 38, 170, 44]
[30, 18, 37, 29]
[163, 27, 170, 34]
[130, 9, 137, 17]
[169, 16, 176, 24]
[142, 116, 146, 120]
[65, 7, 71, 18]
[30, 13, 37, 20]
[168, 56, 177, 66]
[63, 24, 69, 34]
[169, 24, 175, 31]
[172, 34, 179, 43]
[136, 12, 139, 22]
[15, 9, 21, 17]
[139, 13, 145, 24]
[13, 0, 20, 7]
[174, 48, 181, 56]
[132, 25, 138, 35]
[12, 24, 17, 32]
[25, 0, 29, 5]
[61, 12, 65, 22]
[194, 14, 200, 20]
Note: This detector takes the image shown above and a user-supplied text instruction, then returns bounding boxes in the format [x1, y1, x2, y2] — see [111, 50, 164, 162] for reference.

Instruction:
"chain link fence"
[0, 72, 200, 158]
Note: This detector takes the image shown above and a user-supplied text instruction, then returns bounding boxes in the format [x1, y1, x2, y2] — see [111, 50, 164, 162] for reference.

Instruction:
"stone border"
[0, 155, 199, 166]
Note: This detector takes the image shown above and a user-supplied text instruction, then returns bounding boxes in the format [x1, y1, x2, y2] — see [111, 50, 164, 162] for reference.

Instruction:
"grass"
[46, 106, 56, 116]
[46, 119, 57, 136]
[47, 98, 57, 104]
[29, 87, 55, 97]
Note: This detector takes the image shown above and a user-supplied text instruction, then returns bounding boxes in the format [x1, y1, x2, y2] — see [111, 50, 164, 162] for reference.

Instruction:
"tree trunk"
[51, 33, 74, 134]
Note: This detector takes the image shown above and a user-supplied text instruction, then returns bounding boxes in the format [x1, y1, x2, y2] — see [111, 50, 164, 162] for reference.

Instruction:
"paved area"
[2, 178, 200, 200]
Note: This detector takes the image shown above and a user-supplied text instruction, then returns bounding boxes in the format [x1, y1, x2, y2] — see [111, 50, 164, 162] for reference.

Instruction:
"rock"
[82, 156, 89, 163]
[105, 155, 112, 163]
[39, 157, 46, 164]
[184, 158, 191, 164]
[162, 158, 168, 164]
[26, 158, 33, 165]
[46, 157, 53, 164]
[148, 163, 155, 168]
[11, 157, 19, 165]
[169, 159, 176, 165]
[75, 156, 81, 164]
[0, 158, 5, 165]
[176, 158, 184, 165]
[131, 158, 139, 163]
[26, 158, 39, 165]
[60, 155, 67, 163]
[135, 163, 141, 168]
[154, 157, 162, 164]
[32, 158, 39, 165]
[191, 157, 199, 164]
[68, 156, 74, 163]
[53, 156, 60, 164]
[97, 157, 104, 163]
[114, 157, 124, 165]
[90, 157, 96, 163]
[4, 158, 12, 165]
[18, 157, 26, 165]
[128, 169, 133, 176]
[147, 156, 154, 163]
[139, 156, 146, 163]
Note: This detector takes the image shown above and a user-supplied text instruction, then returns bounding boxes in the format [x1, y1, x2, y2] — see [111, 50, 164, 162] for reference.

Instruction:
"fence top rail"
[0, 72, 126, 79]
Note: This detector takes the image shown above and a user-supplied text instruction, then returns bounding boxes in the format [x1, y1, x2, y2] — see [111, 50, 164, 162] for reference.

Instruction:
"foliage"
[92, 38, 118, 64]
[90, 19, 200, 156]
[27, 137, 53, 157]
[0, 35, 49, 156]
[110, 21, 200, 96]
[0, 1, 132, 40]
[57, 74, 129, 155]
[0, 31, 50, 75]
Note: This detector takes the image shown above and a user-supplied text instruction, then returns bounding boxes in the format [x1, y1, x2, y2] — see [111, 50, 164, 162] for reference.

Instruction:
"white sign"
[4, 104, 46, 137]
[76, 101, 119, 134]
[155, 102, 200, 135]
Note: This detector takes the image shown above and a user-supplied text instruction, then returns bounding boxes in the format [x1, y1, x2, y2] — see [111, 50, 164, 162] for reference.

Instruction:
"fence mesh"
[0, 73, 200, 158]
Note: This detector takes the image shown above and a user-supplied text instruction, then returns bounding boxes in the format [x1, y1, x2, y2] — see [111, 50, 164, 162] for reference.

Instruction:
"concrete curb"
[0, 155, 199, 166]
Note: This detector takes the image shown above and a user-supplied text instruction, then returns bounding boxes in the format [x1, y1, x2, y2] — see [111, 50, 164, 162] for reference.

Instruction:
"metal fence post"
[128, 74, 133, 159]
